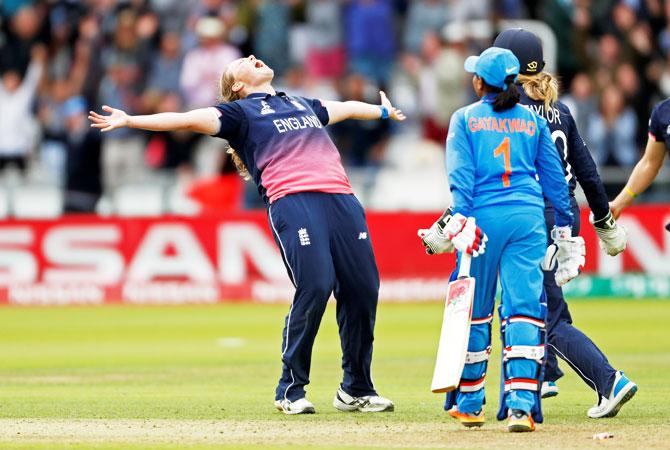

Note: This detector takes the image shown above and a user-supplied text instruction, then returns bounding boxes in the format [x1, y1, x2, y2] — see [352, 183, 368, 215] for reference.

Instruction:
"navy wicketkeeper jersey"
[648, 98, 670, 151]
[518, 89, 610, 220]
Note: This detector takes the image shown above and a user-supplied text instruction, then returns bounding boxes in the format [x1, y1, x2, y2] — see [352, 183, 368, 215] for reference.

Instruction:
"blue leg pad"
[497, 295, 547, 423]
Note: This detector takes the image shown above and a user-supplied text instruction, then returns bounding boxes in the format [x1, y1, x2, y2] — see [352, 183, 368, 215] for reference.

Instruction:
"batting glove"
[444, 213, 488, 257]
[590, 211, 627, 256]
[542, 225, 586, 286]
[418, 209, 455, 255]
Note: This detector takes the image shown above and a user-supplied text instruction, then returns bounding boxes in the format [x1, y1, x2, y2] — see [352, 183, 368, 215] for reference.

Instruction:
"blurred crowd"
[0, 0, 668, 212]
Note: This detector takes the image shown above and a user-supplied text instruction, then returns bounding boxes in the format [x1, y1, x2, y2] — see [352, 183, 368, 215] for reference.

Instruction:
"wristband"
[592, 211, 615, 230]
[379, 105, 389, 120]
[624, 186, 637, 198]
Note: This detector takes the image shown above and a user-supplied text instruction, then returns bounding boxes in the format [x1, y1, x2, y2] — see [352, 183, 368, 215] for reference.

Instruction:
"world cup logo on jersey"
[260, 101, 275, 115]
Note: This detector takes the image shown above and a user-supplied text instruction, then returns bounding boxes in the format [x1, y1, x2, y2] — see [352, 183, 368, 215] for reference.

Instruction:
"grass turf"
[0, 299, 668, 448]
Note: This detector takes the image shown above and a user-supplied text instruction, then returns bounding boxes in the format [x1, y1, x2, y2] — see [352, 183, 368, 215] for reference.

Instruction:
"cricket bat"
[431, 252, 475, 393]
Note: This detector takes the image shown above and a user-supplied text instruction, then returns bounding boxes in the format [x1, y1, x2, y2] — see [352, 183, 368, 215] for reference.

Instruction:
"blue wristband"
[379, 105, 389, 120]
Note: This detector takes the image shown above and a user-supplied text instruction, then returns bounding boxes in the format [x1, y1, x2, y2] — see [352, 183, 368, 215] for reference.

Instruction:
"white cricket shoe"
[333, 388, 394, 412]
[541, 381, 559, 398]
[587, 371, 637, 418]
[274, 397, 315, 415]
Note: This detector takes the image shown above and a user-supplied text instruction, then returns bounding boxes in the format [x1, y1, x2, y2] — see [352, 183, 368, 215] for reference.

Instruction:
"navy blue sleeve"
[649, 103, 665, 142]
[302, 97, 330, 126]
[212, 102, 245, 140]
[565, 112, 610, 220]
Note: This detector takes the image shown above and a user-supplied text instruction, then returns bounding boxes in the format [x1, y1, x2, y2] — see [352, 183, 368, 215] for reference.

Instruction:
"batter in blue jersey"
[419, 47, 586, 433]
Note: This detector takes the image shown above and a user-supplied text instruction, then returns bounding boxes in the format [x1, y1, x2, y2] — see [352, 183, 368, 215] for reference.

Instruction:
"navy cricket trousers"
[543, 199, 616, 398]
[268, 192, 379, 402]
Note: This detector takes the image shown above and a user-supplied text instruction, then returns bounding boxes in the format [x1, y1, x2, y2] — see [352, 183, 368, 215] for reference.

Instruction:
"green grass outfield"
[0, 299, 668, 449]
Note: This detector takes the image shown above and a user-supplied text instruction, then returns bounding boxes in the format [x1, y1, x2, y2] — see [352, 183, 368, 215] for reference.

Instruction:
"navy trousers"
[268, 192, 379, 402]
[543, 199, 616, 398]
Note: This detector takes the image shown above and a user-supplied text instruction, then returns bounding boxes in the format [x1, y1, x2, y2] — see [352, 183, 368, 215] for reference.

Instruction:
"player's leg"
[269, 193, 336, 412]
[327, 194, 393, 412]
[445, 214, 504, 426]
[496, 208, 547, 431]
[543, 202, 632, 415]
[542, 272, 564, 396]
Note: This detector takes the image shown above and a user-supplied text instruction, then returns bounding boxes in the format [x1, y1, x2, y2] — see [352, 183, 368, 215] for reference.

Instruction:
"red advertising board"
[0, 205, 667, 305]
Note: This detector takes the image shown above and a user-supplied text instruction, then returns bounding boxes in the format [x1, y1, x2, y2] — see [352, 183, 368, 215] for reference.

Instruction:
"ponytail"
[482, 75, 520, 112]
[219, 67, 251, 181]
[517, 72, 559, 110]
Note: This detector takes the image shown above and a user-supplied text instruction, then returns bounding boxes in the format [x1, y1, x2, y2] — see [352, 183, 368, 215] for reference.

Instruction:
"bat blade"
[431, 276, 475, 393]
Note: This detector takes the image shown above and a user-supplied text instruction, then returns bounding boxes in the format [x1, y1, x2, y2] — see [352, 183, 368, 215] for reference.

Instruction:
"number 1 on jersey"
[493, 137, 511, 187]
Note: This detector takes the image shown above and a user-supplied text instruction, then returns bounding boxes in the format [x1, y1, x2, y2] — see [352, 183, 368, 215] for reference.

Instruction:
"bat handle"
[458, 253, 472, 278]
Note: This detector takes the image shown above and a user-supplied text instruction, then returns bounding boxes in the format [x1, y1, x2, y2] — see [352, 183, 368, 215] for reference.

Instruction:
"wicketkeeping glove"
[418, 209, 455, 255]
[590, 211, 627, 256]
[542, 225, 586, 286]
[443, 213, 488, 257]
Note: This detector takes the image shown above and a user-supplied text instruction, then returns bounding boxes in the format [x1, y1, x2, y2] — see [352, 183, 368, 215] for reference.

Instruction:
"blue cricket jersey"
[519, 90, 610, 220]
[447, 93, 573, 227]
[648, 98, 670, 152]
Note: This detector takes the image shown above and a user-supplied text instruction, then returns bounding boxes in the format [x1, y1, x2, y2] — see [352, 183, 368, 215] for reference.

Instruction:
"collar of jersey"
[482, 93, 498, 103]
[246, 91, 287, 100]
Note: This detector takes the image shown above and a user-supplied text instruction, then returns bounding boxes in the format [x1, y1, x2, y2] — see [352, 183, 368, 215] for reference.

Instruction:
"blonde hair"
[517, 72, 559, 110]
[219, 67, 251, 181]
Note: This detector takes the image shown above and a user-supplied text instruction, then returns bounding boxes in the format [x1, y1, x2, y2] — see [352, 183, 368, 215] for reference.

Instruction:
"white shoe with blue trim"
[541, 381, 559, 399]
[587, 371, 637, 418]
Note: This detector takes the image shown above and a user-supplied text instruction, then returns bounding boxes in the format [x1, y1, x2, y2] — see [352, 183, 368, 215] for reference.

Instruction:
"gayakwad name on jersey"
[273, 115, 323, 134]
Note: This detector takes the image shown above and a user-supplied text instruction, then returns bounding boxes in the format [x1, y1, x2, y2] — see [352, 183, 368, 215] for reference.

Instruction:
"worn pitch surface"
[0, 300, 667, 449]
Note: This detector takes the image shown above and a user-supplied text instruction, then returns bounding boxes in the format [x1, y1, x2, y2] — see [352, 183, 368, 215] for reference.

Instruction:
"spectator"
[403, 0, 448, 54]
[98, 53, 146, 189]
[180, 16, 241, 108]
[144, 93, 200, 178]
[0, 0, 668, 213]
[144, 30, 184, 109]
[252, 0, 296, 79]
[345, 0, 397, 85]
[0, 5, 44, 76]
[62, 96, 103, 213]
[331, 73, 390, 167]
[418, 30, 468, 144]
[305, 0, 346, 80]
[587, 85, 638, 168]
[592, 34, 621, 90]
[0, 45, 45, 176]
[37, 77, 70, 185]
[616, 63, 649, 147]
[562, 72, 597, 139]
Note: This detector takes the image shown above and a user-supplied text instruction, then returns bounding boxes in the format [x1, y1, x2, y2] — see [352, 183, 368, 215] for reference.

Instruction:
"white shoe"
[274, 398, 315, 415]
[587, 371, 637, 418]
[333, 387, 394, 412]
[541, 381, 559, 398]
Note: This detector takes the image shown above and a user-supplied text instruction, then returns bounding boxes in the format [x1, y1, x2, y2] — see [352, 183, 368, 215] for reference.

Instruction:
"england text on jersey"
[467, 117, 536, 136]
[273, 115, 323, 133]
